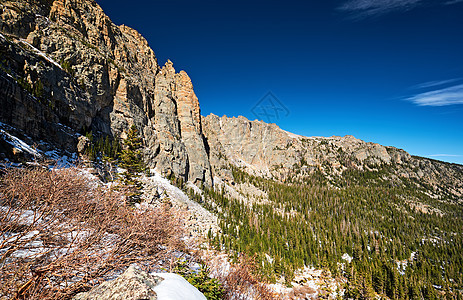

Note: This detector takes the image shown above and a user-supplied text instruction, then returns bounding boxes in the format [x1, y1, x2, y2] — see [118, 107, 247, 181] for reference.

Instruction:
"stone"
[73, 266, 162, 300]
[77, 135, 90, 154]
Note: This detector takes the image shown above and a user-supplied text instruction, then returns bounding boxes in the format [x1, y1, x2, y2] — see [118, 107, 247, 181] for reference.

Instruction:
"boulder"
[73, 266, 207, 300]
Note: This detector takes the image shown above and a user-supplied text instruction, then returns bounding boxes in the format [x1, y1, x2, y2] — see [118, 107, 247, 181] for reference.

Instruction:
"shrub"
[0, 165, 183, 299]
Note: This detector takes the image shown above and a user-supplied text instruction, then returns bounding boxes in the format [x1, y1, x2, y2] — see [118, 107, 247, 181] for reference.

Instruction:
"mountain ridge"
[1, 0, 462, 193]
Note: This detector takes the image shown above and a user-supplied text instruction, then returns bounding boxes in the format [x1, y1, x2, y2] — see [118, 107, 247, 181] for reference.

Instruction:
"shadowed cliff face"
[0, 0, 212, 186]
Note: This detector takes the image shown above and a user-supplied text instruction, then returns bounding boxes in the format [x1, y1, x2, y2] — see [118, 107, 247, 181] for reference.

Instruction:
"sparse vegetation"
[0, 166, 183, 299]
[174, 261, 225, 300]
[60, 59, 74, 77]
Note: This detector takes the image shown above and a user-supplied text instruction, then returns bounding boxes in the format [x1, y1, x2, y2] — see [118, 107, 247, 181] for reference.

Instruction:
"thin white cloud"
[338, 0, 423, 17]
[428, 154, 461, 157]
[338, 0, 462, 17]
[411, 78, 462, 89]
[406, 84, 463, 106]
[445, 0, 463, 4]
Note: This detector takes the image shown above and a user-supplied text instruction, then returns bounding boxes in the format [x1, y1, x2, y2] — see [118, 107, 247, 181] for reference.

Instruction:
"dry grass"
[0, 166, 183, 299]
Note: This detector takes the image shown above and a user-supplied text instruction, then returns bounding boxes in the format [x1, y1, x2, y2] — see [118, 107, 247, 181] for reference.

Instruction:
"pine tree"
[119, 125, 145, 203]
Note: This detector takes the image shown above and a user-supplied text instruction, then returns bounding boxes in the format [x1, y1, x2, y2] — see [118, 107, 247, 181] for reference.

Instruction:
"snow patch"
[143, 170, 219, 236]
[19, 40, 63, 70]
[151, 273, 207, 300]
[44, 150, 77, 167]
[0, 128, 41, 157]
[186, 181, 203, 195]
[341, 253, 352, 263]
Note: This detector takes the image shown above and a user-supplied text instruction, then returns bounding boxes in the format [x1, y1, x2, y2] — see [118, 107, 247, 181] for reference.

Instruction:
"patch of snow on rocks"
[152, 273, 207, 300]
[142, 170, 219, 237]
[342, 253, 353, 263]
[45, 150, 77, 167]
[19, 40, 63, 70]
[0, 128, 41, 157]
[186, 181, 202, 195]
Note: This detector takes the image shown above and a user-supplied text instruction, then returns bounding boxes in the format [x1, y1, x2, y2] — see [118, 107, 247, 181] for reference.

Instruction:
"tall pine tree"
[119, 125, 145, 203]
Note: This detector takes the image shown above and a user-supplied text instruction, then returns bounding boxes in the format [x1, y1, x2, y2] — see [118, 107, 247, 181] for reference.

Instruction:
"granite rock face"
[0, 0, 211, 185]
[73, 266, 162, 300]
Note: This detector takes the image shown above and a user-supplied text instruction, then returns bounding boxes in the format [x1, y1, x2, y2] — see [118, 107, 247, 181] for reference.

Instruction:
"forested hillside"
[199, 163, 463, 299]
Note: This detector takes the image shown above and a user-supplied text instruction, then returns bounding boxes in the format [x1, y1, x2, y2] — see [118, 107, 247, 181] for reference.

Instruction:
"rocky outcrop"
[73, 266, 162, 300]
[150, 61, 212, 185]
[0, 0, 211, 185]
[73, 266, 207, 300]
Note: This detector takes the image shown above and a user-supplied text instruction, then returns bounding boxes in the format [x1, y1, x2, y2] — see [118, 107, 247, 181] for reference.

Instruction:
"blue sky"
[97, 0, 463, 165]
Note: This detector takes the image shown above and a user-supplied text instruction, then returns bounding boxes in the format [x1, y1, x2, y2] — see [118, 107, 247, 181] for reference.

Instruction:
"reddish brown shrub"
[0, 166, 183, 299]
[219, 255, 277, 300]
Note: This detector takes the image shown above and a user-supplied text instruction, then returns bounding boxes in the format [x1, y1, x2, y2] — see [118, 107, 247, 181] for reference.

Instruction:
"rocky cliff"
[0, 0, 211, 185]
[203, 114, 463, 201]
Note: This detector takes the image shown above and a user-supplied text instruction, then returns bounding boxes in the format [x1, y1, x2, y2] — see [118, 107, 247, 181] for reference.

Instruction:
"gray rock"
[77, 136, 90, 154]
[73, 266, 162, 300]
[203, 114, 463, 199]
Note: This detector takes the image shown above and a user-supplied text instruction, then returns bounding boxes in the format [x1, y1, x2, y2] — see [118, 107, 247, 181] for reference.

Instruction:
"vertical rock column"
[175, 70, 212, 187]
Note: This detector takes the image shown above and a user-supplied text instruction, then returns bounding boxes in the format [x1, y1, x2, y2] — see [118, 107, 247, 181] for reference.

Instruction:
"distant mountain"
[203, 114, 463, 202]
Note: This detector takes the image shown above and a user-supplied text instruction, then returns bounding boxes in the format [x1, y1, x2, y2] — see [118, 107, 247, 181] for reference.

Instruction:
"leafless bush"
[218, 255, 277, 300]
[287, 285, 317, 300]
[0, 166, 184, 299]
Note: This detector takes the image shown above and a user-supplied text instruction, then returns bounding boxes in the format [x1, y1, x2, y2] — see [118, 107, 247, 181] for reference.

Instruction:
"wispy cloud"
[406, 84, 463, 106]
[445, 0, 463, 5]
[411, 78, 462, 89]
[338, 0, 462, 18]
[428, 154, 461, 157]
[338, 0, 423, 17]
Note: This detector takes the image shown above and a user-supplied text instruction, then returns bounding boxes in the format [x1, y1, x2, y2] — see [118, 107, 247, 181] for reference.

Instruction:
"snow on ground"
[268, 282, 292, 296]
[151, 273, 207, 300]
[147, 171, 191, 205]
[45, 150, 77, 167]
[186, 181, 202, 195]
[0, 206, 40, 226]
[0, 128, 41, 157]
[342, 253, 353, 263]
[143, 170, 219, 236]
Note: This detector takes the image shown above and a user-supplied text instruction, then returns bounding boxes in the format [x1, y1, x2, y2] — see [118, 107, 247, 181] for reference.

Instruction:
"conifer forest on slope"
[192, 163, 463, 299]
